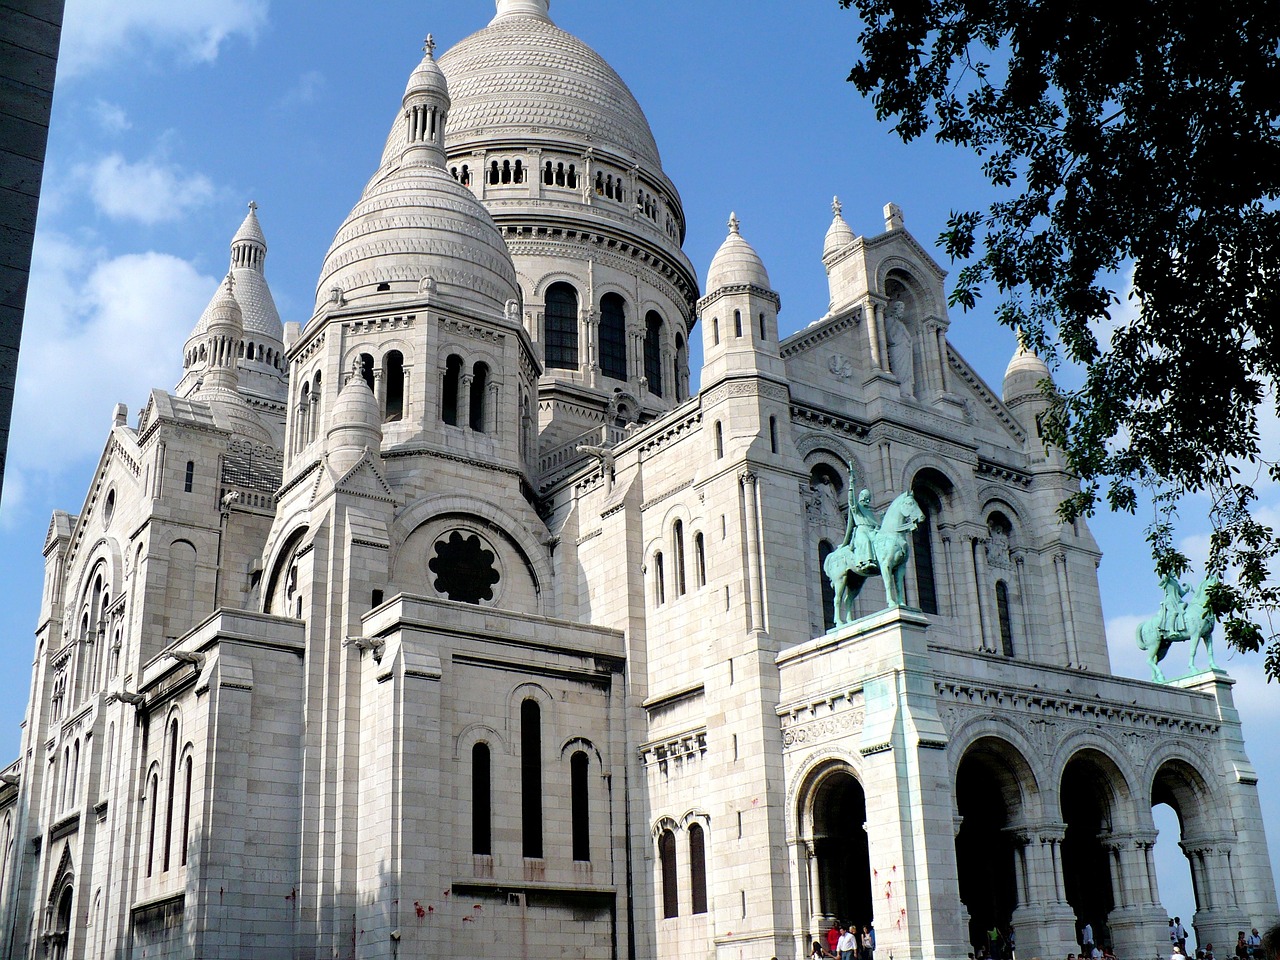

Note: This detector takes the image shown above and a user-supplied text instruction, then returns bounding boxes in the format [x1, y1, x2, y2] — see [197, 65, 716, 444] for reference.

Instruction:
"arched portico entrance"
[1151, 758, 1246, 951]
[803, 766, 874, 934]
[955, 738, 1028, 957]
[1060, 750, 1128, 949]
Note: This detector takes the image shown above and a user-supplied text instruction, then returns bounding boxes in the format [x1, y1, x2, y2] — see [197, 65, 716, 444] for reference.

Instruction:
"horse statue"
[822, 489, 925, 625]
[1135, 574, 1220, 682]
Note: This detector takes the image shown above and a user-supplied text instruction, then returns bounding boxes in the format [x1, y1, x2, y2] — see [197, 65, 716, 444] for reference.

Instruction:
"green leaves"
[843, 0, 1280, 677]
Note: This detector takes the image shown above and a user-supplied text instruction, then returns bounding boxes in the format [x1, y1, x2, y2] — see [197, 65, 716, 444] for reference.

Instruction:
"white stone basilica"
[1, 1, 1276, 958]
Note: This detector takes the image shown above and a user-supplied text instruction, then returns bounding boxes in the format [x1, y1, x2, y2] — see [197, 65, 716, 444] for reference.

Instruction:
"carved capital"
[739, 470, 758, 487]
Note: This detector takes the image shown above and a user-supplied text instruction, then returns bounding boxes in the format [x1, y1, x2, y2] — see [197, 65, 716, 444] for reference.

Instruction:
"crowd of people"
[961, 917, 1280, 960]
[808, 921, 876, 960]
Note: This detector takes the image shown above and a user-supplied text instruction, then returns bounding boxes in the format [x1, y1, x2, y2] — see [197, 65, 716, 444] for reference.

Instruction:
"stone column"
[486, 380, 500, 437]
[459, 372, 473, 429]
[1013, 825, 1078, 958]
[970, 537, 991, 651]
[865, 301, 887, 371]
[1053, 553, 1079, 666]
[923, 318, 945, 394]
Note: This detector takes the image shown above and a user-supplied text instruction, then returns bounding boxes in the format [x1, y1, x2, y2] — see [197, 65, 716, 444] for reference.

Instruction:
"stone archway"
[1060, 749, 1130, 950]
[955, 737, 1032, 957]
[1151, 757, 1244, 951]
[806, 766, 874, 932]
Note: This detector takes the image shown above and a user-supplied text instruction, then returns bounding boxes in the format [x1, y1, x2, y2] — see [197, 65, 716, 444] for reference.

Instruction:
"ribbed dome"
[423, 4, 661, 169]
[315, 50, 520, 318]
[330, 372, 383, 437]
[1003, 340, 1052, 403]
[707, 213, 770, 291]
[824, 196, 856, 259]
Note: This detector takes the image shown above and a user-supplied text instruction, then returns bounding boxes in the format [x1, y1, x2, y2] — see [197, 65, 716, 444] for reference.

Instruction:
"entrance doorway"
[955, 741, 1024, 957]
[1061, 751, 1122, 949]
[811, 770, 873, 929]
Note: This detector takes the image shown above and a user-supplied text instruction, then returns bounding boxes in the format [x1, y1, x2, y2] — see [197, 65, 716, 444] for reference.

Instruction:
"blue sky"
[3, 0, 1276, 935]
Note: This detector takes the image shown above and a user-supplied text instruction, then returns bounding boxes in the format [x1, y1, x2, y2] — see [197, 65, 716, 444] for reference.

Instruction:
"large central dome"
[436, 4, 661, 167]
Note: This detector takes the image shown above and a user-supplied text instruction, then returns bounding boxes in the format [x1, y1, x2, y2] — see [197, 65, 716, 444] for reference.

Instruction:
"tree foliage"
[840, 0, 1280, 675]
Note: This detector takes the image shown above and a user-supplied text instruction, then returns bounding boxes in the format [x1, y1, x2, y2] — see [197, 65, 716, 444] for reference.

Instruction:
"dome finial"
[423, 34, 435, 58]
[728, 212, 740, 236]
[247, 199, 258, 214]
[832, 196, 843, 218]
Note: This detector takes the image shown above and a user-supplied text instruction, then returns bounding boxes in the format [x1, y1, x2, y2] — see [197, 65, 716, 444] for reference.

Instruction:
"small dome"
[204, 275, 242, 331]
[327, 370, 383, 474]
[824, 196, 856, 259]
[1002, 339, 1052, 403]
[706, 213, 770, 291]
[404, 36, 449, 103]
[315, 47, 520, 318]
[330, 371, 383, 435]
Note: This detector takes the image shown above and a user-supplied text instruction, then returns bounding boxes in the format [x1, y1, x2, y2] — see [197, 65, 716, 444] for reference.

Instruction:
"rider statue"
[1158, 572, 1189, 640]
[844, 480, 881, 575]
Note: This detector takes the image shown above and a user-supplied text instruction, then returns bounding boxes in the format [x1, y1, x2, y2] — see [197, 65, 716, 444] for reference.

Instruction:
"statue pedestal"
[789, 607, 970, 960]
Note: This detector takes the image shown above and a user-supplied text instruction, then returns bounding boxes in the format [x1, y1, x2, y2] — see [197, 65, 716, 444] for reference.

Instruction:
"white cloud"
[94, 100, 131, 134]
[8, 232, 215, 495]
[79, 153, 216, 224]
[276, 70, 325, 109]
[60, 0, 268, 77]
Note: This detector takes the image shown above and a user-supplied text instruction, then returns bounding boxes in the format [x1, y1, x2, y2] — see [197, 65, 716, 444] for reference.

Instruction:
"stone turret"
[698, 213, 784, 388]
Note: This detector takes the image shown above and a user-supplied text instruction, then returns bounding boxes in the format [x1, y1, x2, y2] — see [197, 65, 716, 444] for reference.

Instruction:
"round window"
[428, 531, 500, 604]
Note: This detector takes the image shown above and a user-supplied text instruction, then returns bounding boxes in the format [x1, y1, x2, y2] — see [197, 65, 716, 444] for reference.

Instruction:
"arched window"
[501, 159, 511, 184]
[164, 719, 178, 871]
[359, 354, 374, 392]
[181, 755, 192, 866]
[52, 885, 73, 960]
[689, 823, 708, 914]
[760, 312, 767, 338]
[489, 160, 499, 185]
[819, 540, 837, 632]
[441, 355, 462, 426]
[910, 476, 948, 615]
[996, 580, 1015, 657]
[521, 699, 542, 858]
[469, 362, 489, 432]
[460, 164, 470, 186]
[544, 283, 579, 370]
[184, 460, 194, 493]
[567, 163, 577, 188]
[675, 332, 687, 401]
[714, 421, 724, 459]
[644, 311, 664, 397]
[694, 532, 707, 588]
[544, 161, 553, 185]
[659, 829, 679, 918]
[310, 370, 322, 442]
[297, 383, 311, 451]
[472, 742, 491, 855]
[384, 351, 404, 422]
[599, 293, 628, 381]
[514, 159, 524, 183]
[734, 310, 743, 338]
[654, 552, 665, 606]
[571, 751, 590, 861]
[674, 520, 687, 596]
[146, 771, 159, 877]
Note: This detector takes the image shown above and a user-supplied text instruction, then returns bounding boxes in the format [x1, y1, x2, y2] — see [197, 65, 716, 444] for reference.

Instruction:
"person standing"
[1082, 921, 1095, 955]
[827, 922, 842, 958]
[861, 924, 876, 960]
[1175, 917, 1189, 952]
[1247, 929, 1263, 959]
[838, 925, 857, 960]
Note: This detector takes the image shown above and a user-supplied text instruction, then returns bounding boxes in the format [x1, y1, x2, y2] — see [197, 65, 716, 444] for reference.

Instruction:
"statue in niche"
[822, 464, 925, 624]
[884, 299, 916, 397]
[1134, 573, 1220, 681]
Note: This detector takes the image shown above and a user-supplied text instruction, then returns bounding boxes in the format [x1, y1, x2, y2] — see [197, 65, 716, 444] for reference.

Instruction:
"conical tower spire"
[230, 200, 266, 272]
[402, 34, 450, 165]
